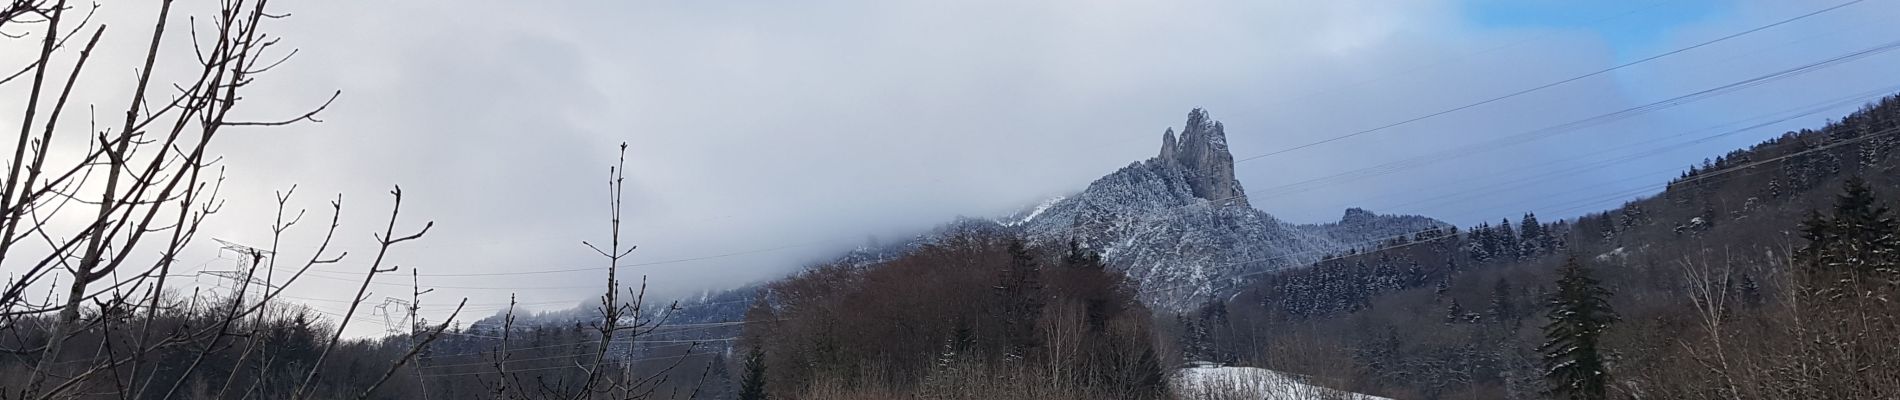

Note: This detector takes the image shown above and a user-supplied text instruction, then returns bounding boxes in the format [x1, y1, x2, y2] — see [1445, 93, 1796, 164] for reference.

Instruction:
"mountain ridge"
[1013, 109, 1447, 309]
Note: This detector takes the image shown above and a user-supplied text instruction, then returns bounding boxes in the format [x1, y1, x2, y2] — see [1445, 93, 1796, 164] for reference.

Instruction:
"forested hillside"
[1178, 95, 1900, 399]
[742, 229, 1168, 399]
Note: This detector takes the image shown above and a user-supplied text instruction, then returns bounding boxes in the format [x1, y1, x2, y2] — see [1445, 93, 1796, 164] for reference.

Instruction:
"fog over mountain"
[15, 0, 1900, 397]
[11, 1, 1900, 337]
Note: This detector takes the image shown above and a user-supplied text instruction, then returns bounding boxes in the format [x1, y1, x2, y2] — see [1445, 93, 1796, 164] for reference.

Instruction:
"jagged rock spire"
[1157, 109, 1248, 207]
[1159, 128, 1179, 162]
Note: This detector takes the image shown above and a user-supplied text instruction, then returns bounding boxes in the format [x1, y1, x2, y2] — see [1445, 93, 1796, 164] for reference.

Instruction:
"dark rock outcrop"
[1012, 109, 1446, 309]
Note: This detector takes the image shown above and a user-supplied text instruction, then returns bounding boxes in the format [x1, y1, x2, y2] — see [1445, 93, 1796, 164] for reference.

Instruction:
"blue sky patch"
[1464, 0, 1732, 57]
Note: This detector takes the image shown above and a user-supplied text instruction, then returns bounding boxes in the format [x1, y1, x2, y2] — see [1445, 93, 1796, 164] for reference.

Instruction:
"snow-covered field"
[1172, 366, 1392, 400]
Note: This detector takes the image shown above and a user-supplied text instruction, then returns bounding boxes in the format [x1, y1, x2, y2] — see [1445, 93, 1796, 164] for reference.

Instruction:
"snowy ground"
[1172, 366, 1392, 400]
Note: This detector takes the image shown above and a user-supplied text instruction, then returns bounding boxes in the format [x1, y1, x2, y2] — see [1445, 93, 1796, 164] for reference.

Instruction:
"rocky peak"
[1156, 109, 1248, 207]
[1340, 207, 1378, 224]
[1009, 108, 1447, 310]
[1159, 128, 1179, 162]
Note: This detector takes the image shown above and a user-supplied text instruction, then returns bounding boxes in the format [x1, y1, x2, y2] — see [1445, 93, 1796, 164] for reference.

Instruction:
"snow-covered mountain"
[1014, 109, 1446, 309]
[510, 110, 1446, 331]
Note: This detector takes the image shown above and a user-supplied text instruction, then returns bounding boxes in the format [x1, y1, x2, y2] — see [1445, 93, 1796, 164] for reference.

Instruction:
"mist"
[8, 0, 1900, 337]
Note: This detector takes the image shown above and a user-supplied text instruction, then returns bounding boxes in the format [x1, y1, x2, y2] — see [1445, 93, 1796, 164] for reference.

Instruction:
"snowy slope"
[1016, 110, 1445, 309]
[1172, 366, 1392, 400]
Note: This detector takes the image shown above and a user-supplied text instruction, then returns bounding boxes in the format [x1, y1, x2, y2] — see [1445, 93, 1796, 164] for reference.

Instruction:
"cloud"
[8, 0, 1899, 336]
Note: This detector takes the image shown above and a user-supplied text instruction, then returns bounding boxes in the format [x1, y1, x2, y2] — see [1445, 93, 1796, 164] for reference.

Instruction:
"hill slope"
[1016, 109, 1445, 308]
[1188, 95, 1900, 399]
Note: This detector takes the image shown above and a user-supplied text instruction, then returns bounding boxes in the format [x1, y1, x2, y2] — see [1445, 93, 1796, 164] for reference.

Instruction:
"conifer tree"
[1829, 178, 1898, 271]
[1541, 257, 1618, 400]
[1177, 315, 1211, 362]
[1798, 176, 1900, 297]
[1469, 223, 1494, 262]
[1738, 273, 1763, 309]
[1521, 213, 1545, 257]
[1064, 238, 1105, 270]
[1445, 300, 1466, 324]
[738, 346, 769, 400]
[1489, 278, 1517, 324]
[1497, 218, 1519, 261]
[995, 239, 1045, 358]
[1199, 296, 1229, 326]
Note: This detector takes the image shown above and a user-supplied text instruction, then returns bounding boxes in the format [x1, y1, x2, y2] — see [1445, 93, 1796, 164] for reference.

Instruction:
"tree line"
[1180, 93, 1900, 399]
[739, 231, 1168, 400]
[0, 2, 716, 398]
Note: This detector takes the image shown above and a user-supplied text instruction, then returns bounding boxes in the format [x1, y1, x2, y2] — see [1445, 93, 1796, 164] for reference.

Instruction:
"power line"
[1065, 0, 1675, 154]
[1243, 37, 1900, 202]
[1232, 0, 1870, 163]
[419, 338, 734, 362]
[1440, 108, 1900, 222]
[1367, 82, 1900, 217]
[228, 0, 1834, 287]
[1061, 42, 1900, 237]
[163, 1, 1893, 316]
[417, 341, 727, 370]
[413, 240, 824, 277]
[416, 352, 717, 378]
[1142, 114, 1900, 295]
[203, 2, 1886, 291]
[260, 97, 1899, 336]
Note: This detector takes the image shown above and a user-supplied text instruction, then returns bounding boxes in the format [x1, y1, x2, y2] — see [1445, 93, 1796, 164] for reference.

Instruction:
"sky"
[7, 0, 1900, 336]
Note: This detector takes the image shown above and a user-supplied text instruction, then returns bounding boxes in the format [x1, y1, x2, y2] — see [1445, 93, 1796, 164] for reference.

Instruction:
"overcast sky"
[10, 0, 1900, 335]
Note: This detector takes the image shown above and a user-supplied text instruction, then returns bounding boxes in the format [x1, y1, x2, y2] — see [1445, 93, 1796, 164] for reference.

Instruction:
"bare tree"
[465, 144, 699, 400]
[574, 144, 696, 399]
[0, 1, 468, 399]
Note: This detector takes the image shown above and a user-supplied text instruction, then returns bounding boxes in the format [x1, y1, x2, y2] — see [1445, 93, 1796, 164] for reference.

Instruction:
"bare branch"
[219, 90, 337, 127]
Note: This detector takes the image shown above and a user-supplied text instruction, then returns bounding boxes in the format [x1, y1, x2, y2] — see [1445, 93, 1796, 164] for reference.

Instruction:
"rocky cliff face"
[1012, 109, 1445, 309]
[1159, 109, 1248, 208]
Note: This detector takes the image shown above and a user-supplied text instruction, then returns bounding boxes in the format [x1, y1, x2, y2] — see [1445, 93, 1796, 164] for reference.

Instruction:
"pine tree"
[1798, 176, 1900, 297]
[1597, 214, 1617, 244]
[1199, 296, 1229, 326]
[1063, 238, 1104, 270]
[1541, 258, 1618, 400]
[1177, 315, 1210, 362]
[1497, 218, 1519, 261]
[1520, 213, 1545, 257]
[1739, 273, 1763, 309]
[995, 239, 1045, 358]
[738, 346, 769, 400]
[1469, 223, 1494, 262]
[1445, 300, 1466, 324]
[1827, 177, 1899, 275]
[1489, 278, 1517, 325]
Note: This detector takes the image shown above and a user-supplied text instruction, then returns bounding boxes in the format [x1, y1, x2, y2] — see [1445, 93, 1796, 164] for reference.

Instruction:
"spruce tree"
[1063, 238, 1104, 270]
[1738, 273, 1763, 309]
[1469, 223, 1494, 262]
[738, 346, 769, 400]
[1798, 176, 1900, 297]
[1497, 218, 1519, 261]
[1489, 278, 1517, 324]
[1445, 300, 1466, 324]
[995, 239, 1045, 358]
[1520, 213, 1545, 257]
[1540, 258, 1618, 400]
[1177, 315, 1210, 362]
[1826, 177, 1898, 275]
